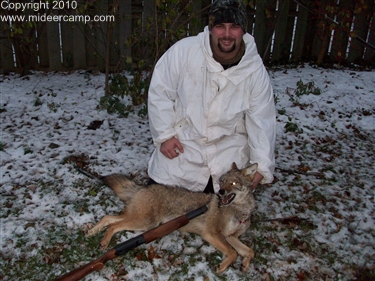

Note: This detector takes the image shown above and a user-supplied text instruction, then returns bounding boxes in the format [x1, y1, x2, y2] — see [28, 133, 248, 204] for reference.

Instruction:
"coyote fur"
[86, 163, 257, 273]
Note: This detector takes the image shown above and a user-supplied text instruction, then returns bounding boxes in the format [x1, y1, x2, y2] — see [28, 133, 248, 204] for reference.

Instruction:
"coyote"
[86, 163, 257, 273]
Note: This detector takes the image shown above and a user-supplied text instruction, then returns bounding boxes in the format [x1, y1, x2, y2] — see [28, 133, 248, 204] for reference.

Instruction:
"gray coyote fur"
[86, 162, 257, 273]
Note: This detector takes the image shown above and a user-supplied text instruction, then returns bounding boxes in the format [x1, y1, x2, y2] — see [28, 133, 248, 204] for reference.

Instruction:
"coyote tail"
[100, 174, 143, 202]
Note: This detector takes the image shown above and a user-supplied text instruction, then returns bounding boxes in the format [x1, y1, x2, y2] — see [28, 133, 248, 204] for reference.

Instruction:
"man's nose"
[224, 26, 231, 37]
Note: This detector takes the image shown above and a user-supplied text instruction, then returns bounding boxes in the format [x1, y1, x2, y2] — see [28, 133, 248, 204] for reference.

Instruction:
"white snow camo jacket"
[148, 26, 276, 192]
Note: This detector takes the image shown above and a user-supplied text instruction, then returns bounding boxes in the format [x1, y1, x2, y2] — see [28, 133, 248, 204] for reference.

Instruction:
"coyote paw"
[215, 264, 229, 274]
[99, 239, 109, 251]
[85, 228, 96, 237]
[215, 252, 237, 274]
[85, 223, 103, 237]
[240, 256, 252, 272]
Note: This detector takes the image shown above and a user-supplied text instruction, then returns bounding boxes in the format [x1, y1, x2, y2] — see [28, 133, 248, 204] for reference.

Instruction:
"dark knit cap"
[208, 0, 248, 32]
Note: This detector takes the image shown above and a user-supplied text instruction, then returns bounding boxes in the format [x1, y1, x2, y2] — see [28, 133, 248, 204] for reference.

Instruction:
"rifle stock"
[55, 205, 208, 281]
[55, 249, 116, 281]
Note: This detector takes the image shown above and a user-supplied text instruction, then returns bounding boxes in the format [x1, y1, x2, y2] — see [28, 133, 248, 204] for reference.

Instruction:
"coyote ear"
[231, 162, 239, 170]
[241, 163, 258, 180]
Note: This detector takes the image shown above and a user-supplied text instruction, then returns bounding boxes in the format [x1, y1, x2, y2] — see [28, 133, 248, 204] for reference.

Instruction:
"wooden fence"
[0, 0, 374, 74]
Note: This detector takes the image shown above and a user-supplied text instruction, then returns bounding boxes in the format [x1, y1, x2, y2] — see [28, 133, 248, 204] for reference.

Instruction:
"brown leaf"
[149, 244, 156, 260]
[87, 120, 103, 130]
[173, 259, 184, 267]
[43, 256, 53, 264]
[266, 237, 281, 246]
[117, 268, 128, 276]
[24, 222, 35, 229]
[297, 271, 306, 281]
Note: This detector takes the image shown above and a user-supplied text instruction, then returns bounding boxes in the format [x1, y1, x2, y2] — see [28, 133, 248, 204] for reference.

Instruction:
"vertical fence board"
[200, 0, 211, 30]
[190, 0, 204, 35]
[253, 0, 268, 57]
[85, 24, 97, 69]
[24, 10, 39, 71]
[272, 0, 291, 63]
[60, 21, 74, 69]
[143, 0, 154, 29]
[83, 2, 103, 69]
[310, 1, 325, 60]
[254, 0, 277, 62]
[301, 3, 318, 62]
[0, 21, 15, 73]
[95, 0, 108, 71]
[176, 2, 189, 37]
[100, 0, 109, 70]
[111, 21, 120, 69]
[72, 23, 87, 70]
[46, 21, 63, 71]
[291, 2, 308, 62]
[68, 0, 87, 70]
[130, 0, 143, 67]
[246, 4, 256, 35]
[312, 0, 336, 64]
[59, 0, 87, 70]
[348, 0, 374, 63]
[118, 0, 132, 69]
[363, 6, 375, 63]
[143, 0, 155, 67]
[37, 23, 50, 69]
[106, 1, 121, 71]
[329, 0, 355, 63]
[284, 1, 297, 61]
[0, 43, 14, 73]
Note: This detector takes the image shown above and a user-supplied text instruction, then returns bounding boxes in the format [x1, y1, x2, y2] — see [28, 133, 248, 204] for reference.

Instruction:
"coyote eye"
[232, 182, 237, 186]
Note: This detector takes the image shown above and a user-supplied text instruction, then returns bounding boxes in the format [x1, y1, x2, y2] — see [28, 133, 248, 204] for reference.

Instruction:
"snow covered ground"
[1, 65, 374, 280]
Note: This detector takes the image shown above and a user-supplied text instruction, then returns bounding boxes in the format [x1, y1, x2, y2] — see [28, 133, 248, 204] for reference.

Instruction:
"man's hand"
[160, 137, 184, 159]
[252, 172, 263, 190]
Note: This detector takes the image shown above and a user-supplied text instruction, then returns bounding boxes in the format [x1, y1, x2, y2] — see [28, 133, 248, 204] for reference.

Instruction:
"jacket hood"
[197, 26, 264, 85]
